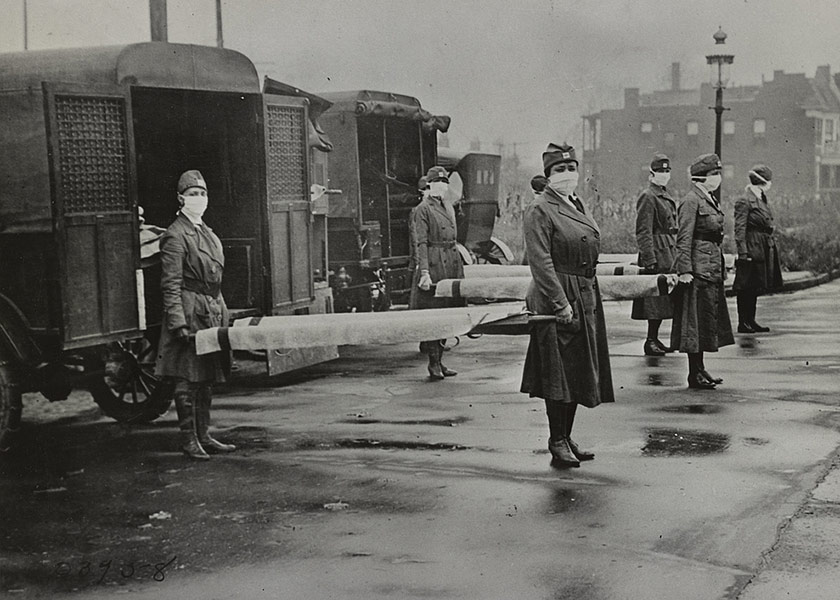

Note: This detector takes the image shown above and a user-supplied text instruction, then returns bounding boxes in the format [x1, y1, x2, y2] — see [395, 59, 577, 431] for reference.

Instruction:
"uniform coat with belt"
[520, 189, 614, 408]
[632, 182, 677, 320]
[669, 185, 734, 353]
[155, 212, 230, 383]
[409, 195, 464, 310]
[733, 186, 783, 293]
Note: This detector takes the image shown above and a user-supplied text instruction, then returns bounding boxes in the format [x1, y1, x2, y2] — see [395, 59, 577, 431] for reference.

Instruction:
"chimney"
[624, 87, 639, 109]
[671, 62, 681, 91]
[815, 65, 831, 85]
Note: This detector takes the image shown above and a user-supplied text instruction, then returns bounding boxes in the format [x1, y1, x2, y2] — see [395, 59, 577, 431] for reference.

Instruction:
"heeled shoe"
[440, 363, 458, 377]
[567, 438, 594, 461]
[687, 373, 716, 390]
[643, 339, 665, 356]
[700, 369, 722, 385]
[548, 437, 581, 468]
[737, 322, 756, 334]
[749, 321, 770, 333]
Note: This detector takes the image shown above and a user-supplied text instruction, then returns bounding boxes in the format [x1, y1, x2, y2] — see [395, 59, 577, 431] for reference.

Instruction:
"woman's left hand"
[555, 303, 574, 324]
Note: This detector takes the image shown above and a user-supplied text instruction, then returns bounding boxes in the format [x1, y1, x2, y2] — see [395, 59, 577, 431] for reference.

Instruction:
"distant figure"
[632, 153, 677, 356]
[156, 170, 236, 459]
[521, 143, 614, 469]
[410, 166, 464, 380]
[670, 154, 734, 390]
[733, 164, 782, 333]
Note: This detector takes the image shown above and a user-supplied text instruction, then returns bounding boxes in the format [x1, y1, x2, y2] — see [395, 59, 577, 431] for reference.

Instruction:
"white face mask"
[429, 181, 449, 198]
[548, 171, 579, 196]
[699, 174, 721, 193]
[650, 171, 671, 187]
[761, 181, 772, 193]
[180, 194, 208, 221]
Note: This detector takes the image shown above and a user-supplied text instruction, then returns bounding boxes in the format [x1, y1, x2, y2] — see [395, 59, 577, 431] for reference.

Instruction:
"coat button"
[581, 261, 588, 266]
[581, 236, 587, 242]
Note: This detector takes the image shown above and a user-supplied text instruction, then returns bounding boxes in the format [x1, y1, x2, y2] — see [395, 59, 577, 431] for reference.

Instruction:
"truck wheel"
[0, 362, 22, 452]
[476, 238, 514, 265]
[88, 337, 173, 424]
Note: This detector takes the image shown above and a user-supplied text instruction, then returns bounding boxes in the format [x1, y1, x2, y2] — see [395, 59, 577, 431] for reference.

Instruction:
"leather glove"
[174, 327, 192, 345]
[678, 273, 694, 285]
[555, 303, 574, 325]
[418, 270, 433, 291]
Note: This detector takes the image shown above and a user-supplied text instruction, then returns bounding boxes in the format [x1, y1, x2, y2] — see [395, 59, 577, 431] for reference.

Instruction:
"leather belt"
[695, 231, 723, 244]
[183, 278, 221, 298]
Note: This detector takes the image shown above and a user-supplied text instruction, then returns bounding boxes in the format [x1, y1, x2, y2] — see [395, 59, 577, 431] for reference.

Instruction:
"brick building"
[581, 63, 840, 203]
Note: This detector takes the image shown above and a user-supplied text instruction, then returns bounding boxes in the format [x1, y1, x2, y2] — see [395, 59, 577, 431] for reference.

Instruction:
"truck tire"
[0, 362, 22, 452]
[88, 337, 172, 424]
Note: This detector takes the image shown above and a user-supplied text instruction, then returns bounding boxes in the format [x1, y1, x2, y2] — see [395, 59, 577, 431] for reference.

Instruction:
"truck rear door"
[261, 95, 314, 311]
[44, 83, 142, 349]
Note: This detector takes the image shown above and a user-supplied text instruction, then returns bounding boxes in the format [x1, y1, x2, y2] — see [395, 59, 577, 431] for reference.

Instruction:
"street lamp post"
[706, 26, 734, 201]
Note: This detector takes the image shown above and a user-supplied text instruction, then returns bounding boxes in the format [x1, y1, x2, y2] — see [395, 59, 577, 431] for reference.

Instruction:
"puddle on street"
[334, 438, 470, 451]
[737, 337, 762, 357]
[641, 428, 730, 456]
[341, 416, 470, 427]
[547, 487, 587, 514]
[657, 404, 723, 415]
[640, 372, 681, 387]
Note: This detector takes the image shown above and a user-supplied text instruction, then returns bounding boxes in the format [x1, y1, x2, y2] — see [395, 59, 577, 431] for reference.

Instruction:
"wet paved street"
[2, 281, 839, 599]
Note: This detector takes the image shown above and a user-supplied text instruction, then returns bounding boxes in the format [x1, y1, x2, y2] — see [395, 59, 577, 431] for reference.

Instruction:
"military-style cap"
[177, 170, 207, 193]
[749, 164, 773, 182]
[650, 153, 671, 171]
[542, 142, 578, 176]
[417, 176, 429, 191]
[530, 174, 548, 193]
[689, 153, 722, 176]
[426, 166, 449, 183]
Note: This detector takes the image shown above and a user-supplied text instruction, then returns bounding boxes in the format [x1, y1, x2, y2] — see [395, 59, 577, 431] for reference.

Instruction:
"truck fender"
[456, 242, 474, 266]
[0, 293, 43, 367]
[489, 237, 515, 263]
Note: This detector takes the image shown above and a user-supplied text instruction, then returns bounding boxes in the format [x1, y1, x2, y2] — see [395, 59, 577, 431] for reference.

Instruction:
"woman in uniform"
[156, 170, 235, 460]
[632, 153, 677, 356]
[733, 164, 782, 333]
[670, 154, 734, 389]
[521, 143, 614, 468]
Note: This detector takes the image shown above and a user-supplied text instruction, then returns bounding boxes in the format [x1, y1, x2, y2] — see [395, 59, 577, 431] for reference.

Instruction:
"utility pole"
[215, 0, 223, 48]
[149, 0, 168, 42]
[23, 0, 28, 50]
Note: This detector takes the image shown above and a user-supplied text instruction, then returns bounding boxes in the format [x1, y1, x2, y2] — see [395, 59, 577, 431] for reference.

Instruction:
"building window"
[753, 119, 766, 137]
[686, 121, 699, 136]
[583, 119, 592, 151]
[723, 120, 735, 135]
[824, 118, 835, 144]
[641, 121, 653, 134]
[723, 164, 735, 179]
[664, 132, 675, 146]
[594, 118, 601, 150]
[815, 118, 823, 145]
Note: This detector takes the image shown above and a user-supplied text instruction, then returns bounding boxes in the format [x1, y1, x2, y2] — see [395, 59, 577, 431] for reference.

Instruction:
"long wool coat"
[733, 187, 783, 293]
[632, 182, 677, 320]
[155, 213, 230, 383]
[670, 185, 734, 353]
[520, 189, 614, 408]
[409, 195, 464, 310]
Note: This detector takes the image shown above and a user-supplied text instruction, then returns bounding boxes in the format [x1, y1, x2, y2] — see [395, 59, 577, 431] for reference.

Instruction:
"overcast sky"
[2, 0, 838, 171]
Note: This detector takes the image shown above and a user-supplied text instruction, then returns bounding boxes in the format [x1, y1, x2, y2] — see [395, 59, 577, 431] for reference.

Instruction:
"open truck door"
[43, 83, 142, 348]
[261, 94, 338, 374]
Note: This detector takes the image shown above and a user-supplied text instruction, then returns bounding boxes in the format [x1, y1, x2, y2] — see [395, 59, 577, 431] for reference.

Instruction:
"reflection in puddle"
[737, 337, 761, 357]
[644, 356, 664, 368]
[547, 487, 585, 514]
[334, 438, 469, 451]
[341, 416, 470, 427]
[642, 428, 730, 456]
[742, 437, 770, 446]
[658, 404, 723, 415]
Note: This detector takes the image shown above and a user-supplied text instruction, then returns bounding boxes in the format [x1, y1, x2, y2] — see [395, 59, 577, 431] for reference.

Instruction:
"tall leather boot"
[748, 294, 769, 332]
[565, 403, 594, 461]
[196, 385, 236, 453]
[545, 401, 579, 468]
[423, 341, 444, 380]
[174, 389, 209, 460]
[438, 342, 457, 377]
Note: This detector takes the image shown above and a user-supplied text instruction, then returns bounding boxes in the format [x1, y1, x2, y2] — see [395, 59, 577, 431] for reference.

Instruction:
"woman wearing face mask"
[632, 153, 677, 356]
[410, 166, 464, 380]
[156, 170, 234, 459]
[521, 143, 614, 469]
[733, 165, 782, 333]
[670, 154, 734, 390]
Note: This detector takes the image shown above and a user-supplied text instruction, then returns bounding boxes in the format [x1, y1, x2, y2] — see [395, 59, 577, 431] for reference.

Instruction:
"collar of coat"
[649, 182, 675, 203]
[541, 188, 600, 233]
[171, 212, 224, 265]
[423, 196, 456, 226]
[690, 183, 723, 214]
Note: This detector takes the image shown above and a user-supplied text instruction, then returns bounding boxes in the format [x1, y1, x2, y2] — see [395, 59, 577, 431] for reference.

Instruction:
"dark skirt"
[631, 295, 673, 320]
[670, 279, 734, 353]
[520, 285, 614, 408]
[733, 246, 783, 294]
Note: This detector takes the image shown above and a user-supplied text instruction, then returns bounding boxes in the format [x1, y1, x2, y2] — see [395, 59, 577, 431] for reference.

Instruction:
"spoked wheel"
[88, 336, 173, 424]
[0, 362, 22, 452]
[475, 238, 514, 265]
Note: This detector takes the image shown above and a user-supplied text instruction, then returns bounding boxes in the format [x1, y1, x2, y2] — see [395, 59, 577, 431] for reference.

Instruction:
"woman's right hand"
[174, 327, 192, 345]
[555, 303, 574, 324]
[678, 273, 694, 285]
